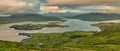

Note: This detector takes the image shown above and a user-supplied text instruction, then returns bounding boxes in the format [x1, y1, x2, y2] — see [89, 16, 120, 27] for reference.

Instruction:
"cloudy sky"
[0, 0, 120, 14]
[0, 0, 40, 14]
[47, 0, 120, 5]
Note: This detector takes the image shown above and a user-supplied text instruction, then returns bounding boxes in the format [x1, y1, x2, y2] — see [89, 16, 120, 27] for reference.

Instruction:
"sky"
[0, 0, 120, 14]
[0, 0, 40, 14]
[47, 0, 120, 5]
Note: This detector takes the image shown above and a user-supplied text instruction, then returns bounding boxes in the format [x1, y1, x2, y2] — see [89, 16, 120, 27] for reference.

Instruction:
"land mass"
[10, 22, 68, 30]
[0, 14, 64, 24]
[18, 23, 120, 51]
[67, 13, 120, 21]
[1, 13, 120, 25]
[0, 40, 62, 51]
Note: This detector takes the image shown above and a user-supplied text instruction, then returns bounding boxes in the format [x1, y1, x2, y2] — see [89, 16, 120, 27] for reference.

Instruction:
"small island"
[10, 22, 69, 30]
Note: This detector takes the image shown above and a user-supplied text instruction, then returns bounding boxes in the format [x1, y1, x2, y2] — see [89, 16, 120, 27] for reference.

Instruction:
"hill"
[68, 13, 120, 21]
[0, 14, 63, 24]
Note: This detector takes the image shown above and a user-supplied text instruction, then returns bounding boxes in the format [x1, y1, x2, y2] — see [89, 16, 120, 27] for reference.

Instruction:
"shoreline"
[0, 19, 120, 42]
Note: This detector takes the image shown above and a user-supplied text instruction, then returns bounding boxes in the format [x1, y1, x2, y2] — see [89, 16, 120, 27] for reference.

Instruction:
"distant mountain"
[41, 12, 81, 17]
[2, 13, 120, 22]
[67, 13, 120, 21]
[10, 14, 41, 17]
[11, 13, 79, 18]
[0, 14, 63, 24]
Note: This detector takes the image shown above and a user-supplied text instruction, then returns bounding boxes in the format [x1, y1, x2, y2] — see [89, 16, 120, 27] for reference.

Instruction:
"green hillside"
[23, 23, 120, 51]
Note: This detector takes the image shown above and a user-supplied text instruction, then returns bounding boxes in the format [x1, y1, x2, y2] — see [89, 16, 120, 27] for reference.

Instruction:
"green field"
[0, 40, 41, 51]
[0, 40, 72, 51]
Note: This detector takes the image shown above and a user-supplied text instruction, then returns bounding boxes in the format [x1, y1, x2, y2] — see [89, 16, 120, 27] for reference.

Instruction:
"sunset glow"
[40, 6, 60, 12]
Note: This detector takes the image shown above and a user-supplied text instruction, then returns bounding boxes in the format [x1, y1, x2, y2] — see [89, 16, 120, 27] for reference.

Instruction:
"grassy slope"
[24, 23, 120, 51]
[0, 40, 66, 51]
[26, 31, 94, 46]
[25, 31, 97, 51]
[0, 40, 40, 51]
[0, 40, 96, 51]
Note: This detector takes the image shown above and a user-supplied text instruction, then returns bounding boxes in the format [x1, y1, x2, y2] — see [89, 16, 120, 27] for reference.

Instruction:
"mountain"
[67, 13, 120, 21]
[10, 14, 41, 17]
[41, 12, 81, 17]
[0, 14, 63, 24]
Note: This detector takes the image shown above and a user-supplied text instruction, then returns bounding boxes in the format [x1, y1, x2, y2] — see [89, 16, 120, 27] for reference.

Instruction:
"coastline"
[0, 19, 120, 42]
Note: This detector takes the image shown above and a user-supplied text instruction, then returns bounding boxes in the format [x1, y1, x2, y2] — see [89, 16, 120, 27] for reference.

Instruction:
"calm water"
[20, 19, 101, 33]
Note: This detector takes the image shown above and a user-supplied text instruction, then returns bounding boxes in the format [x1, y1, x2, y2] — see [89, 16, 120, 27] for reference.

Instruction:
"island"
[10, 22, 69, 30]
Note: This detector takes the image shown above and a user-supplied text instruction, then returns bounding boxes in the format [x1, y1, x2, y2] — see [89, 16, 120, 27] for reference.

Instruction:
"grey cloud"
[0, 0, 40, 14]
[46, 0, 120, 5]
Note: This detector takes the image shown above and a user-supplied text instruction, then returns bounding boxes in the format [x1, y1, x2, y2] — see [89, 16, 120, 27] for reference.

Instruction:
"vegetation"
[19, 23, 120, 51]
[93, 23, 120, 31]
[0, 40, 41, 51]
[67, 13, 120, 21]
[0, 40, 78, 51]
[10, 22, 68, 30]
[22, 31, 95, 50]
[0, 14, 64, 24]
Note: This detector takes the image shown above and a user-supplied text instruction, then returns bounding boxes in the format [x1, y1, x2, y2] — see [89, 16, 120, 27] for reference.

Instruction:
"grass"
[24, 31, 95, 49]
[0, 40, 41, 51]
[0, 40, 71, 51]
